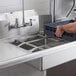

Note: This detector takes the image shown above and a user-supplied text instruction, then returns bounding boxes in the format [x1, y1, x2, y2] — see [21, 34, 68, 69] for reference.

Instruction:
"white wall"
[0, 0, 50, 15]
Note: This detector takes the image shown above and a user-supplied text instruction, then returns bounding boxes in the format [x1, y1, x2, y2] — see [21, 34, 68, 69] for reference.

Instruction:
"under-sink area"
[10, 34, 70, 52]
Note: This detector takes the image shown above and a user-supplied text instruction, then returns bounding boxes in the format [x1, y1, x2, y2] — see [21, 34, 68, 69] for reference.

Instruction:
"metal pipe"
[22, 0, 25, 26]
[53, 0, 56, 22]
[51, 0, 75, 22]
[51, 0, 56, 23]
[66, 0, 75, 17]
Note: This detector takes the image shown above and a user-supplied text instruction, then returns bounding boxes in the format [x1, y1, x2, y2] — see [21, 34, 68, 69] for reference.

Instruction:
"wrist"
[59, 25, 63, 31]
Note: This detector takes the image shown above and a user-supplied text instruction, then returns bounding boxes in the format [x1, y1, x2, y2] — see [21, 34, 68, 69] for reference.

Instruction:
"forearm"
[60, 22, 76, 33]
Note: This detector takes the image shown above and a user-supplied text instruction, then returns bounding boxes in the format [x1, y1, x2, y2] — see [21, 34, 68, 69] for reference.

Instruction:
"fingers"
[55, 26, 64, 37]
[55, 31, 62, 37]
[55, 32, 62, 37]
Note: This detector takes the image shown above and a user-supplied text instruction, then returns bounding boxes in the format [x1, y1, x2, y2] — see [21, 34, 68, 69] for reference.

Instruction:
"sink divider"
[17, 39, 45, 52]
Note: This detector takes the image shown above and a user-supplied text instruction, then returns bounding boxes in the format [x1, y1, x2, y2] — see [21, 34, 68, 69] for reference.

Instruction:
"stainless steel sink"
[30, 38, 69, 48]
[10, 34, 70, 52]
[10, 35, 44, 52]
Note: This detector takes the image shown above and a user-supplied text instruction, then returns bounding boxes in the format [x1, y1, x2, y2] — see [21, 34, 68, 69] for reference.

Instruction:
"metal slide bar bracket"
[66, 0, 75, 17]
[51, 0, 75, 22]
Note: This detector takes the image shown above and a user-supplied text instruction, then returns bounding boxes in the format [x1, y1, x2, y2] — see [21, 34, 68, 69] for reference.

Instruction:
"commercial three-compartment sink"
[0, 20, 76, 71]
[10, 34, 69, 53]
[0, 33, 72, 70]
[7, 34, 72, 71]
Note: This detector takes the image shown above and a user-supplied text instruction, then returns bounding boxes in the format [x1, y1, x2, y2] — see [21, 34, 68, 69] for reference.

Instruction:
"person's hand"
[55, 26, 64, 37]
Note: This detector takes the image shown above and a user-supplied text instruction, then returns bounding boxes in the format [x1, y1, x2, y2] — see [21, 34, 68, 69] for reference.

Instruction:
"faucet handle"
[15, 18, 19, 28]
[23, 19, 32, 27]
[29, 19, 32, 26]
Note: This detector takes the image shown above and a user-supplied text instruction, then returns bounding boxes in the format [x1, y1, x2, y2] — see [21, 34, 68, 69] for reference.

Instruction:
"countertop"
[0, 38, 76, 69]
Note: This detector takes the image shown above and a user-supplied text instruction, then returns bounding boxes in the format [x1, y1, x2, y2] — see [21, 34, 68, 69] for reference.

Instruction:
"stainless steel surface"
[51, 0, 55, 23]
[44, 34, 47, 48]
[22, 0, 25, 26]
[22, 0, 33, 27]
[8, 18, 19, 31]
[10, 34, 69, 52]
[66, 0, 75, 17]
[51, 0, 76, 21]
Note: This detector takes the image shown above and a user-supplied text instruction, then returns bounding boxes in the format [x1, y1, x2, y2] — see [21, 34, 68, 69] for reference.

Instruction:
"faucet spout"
[22, 0, 32, 27]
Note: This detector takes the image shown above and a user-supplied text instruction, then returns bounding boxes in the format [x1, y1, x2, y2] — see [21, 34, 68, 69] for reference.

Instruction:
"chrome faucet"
[22, 0, 32, 27]
[24, 19, 32, 26]
[7, 18, 19, 31]
[7, 18, 32, 31]
[6, 0, 33, 31]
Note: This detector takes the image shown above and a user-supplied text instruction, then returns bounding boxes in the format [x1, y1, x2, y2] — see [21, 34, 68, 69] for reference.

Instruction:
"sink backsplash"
[0, 10, 39, 41]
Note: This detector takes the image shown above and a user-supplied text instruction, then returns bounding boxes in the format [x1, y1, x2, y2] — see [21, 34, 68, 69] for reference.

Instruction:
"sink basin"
[24, 35, 43, 42]
[20, 44, 34, 50]
[30, 38, 69, 48]
[10, 35, 69, 52]
[10, 35, 44, 52]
